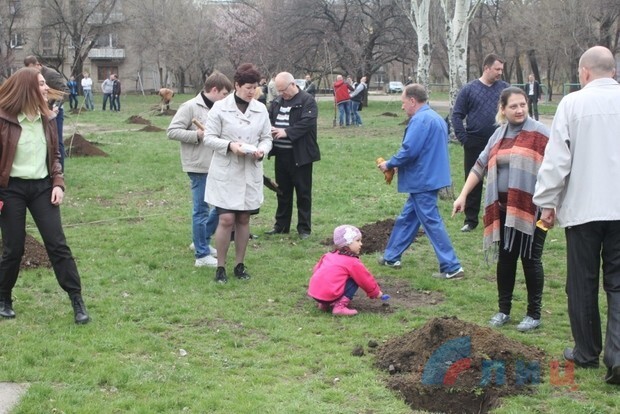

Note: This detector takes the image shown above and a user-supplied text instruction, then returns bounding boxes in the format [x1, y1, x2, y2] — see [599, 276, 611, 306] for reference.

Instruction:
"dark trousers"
[565, 221, 620, 369]
[0, 178, 82, 298]
[527, 97, 539, 120]
[463, 138, 487, 228]
[69, 94, 78, 110]
[496, 211, 546, 319]
[56, 107, 65, 171]
[273, 150, 313, 234]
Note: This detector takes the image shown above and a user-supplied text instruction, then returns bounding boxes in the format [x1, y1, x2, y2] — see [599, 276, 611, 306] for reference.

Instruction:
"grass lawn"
[2, 93, 616, 413]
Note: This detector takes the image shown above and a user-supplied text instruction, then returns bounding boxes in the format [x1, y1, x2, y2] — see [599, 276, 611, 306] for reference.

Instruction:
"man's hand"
[539, 208, 556, 229]
[51, 186, 64, 206]
[271, 127, 287, 140]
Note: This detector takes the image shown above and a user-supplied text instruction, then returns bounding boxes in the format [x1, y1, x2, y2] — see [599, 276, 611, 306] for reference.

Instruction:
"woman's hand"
[452, 195, 466, 217]
[252, 150, 265, 160]
[229, 141, 244, 156]
[51, 186, 64, 206]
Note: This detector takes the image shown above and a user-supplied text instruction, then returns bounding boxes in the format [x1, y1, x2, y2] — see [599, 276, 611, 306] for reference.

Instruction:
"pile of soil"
[65, 134, 108, 157]
[127, 115, 150, 125]
[321, 219, 424, 255]
[156, 109, 176, 116]
[375, 317, 546, 413]
[139, 125, 165, 132]
[0, 234, 51, 269]
[381, 112, 399, 117]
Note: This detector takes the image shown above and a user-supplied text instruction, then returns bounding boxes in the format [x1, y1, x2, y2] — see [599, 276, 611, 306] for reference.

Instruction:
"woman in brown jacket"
[0, 67, 89, 324]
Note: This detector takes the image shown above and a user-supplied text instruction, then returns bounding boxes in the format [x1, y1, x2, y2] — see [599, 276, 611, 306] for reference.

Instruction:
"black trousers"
[463, 138, 488, 228]
[273, 150, 313, 234]
[0, 178, 82, 298]
[565, 221, 620, 369]
[527, 97, 539, 120]
[496, 211, 546, 319]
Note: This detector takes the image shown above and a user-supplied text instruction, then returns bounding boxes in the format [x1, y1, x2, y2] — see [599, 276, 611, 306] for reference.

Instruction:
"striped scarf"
[472, 118, 548, 260]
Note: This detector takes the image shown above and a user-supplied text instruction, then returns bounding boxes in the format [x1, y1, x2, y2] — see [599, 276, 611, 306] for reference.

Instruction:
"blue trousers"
[188, 173, 218, 259]
[383, 190, 461, 273]
[338, 101, 351, 126]
[350, 101, 362, 125]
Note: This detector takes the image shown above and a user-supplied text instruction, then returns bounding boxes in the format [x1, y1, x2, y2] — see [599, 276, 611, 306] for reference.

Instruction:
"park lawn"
[2, 94, 616, 413]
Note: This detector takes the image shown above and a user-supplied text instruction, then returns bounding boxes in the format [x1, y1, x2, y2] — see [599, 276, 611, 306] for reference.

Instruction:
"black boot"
[0, 296, 16, 319]
[71, 295, 90, 324]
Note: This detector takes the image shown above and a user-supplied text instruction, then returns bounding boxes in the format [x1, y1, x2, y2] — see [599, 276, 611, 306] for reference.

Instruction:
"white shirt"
[533, 78, 620, 227]
[81, 77, 92, 91]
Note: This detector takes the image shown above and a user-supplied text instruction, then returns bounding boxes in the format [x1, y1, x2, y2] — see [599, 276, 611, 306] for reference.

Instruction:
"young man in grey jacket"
[167, 72, 233, 267]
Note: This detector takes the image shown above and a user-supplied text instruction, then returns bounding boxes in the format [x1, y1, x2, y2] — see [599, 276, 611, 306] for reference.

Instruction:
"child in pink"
[308, 225, 382, 315]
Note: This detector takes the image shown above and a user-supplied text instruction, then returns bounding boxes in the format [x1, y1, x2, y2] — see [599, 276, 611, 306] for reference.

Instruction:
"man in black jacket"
[266, 72, 320, 239]
[524, 74, 541, 120]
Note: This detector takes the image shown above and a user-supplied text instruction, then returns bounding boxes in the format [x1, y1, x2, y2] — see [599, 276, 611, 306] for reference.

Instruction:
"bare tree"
[398, 0, 432, 87]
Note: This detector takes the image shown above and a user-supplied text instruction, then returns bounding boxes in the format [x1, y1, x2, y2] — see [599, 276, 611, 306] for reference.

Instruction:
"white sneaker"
[189, 242, 195, 251]
[209, 246, 217, 256]
[195, 255, 217, 267]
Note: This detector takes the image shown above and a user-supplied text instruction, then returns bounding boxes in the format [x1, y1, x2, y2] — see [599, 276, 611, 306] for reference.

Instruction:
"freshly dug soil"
[375, 316, 546, 413]
[140, 125, 165, 132]
[0, 234, 51, 269]
[127, 115, 150, 125]
[65, 134, 108, 157]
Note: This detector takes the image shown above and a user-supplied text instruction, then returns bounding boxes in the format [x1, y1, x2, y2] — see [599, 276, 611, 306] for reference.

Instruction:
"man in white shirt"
[533, 46, 620, 385]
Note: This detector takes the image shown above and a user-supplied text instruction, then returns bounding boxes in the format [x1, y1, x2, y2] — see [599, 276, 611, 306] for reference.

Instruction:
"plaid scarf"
[472, 118, 548, 260]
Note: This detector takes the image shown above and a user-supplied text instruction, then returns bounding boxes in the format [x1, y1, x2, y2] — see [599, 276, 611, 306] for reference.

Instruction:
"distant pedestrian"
[81, 72, 94, 111]
[101, 74, 114, 111]
[524, 74, 542, 121]
[67, 76, 78, 110]
[111, 74, 121, 111]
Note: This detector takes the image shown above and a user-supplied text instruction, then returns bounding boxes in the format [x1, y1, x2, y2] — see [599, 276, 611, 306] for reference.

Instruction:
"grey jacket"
[167, 94, 213, 173]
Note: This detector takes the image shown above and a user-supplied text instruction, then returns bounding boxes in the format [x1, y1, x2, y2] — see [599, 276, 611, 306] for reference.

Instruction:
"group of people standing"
[333, 75, 367, 127]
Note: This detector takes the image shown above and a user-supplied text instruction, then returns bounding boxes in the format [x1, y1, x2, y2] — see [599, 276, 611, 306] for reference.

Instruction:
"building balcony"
[88, 48, 125, 60]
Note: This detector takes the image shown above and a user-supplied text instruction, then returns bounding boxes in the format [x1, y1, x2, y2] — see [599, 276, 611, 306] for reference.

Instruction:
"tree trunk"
[402, 0, 432, 88]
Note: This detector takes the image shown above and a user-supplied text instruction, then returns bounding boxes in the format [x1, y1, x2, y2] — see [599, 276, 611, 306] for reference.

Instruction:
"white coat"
[203, 93, 273, 211]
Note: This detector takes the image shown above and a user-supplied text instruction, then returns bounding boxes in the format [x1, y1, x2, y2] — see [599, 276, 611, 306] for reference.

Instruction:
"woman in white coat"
[204, 63, 273, 283]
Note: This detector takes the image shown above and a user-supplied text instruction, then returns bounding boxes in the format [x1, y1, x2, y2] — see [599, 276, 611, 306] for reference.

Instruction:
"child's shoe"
[332, 297, 358, 316]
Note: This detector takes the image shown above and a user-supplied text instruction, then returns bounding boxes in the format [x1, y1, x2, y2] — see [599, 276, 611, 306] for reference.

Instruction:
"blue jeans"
[83, 90, 94, 110]
[102, 93, 112, 110]
[188, 173, 218, 259]
[383, 190, 461, 272]
[338, 101, 351, 126]
[350, 101, 362, 125]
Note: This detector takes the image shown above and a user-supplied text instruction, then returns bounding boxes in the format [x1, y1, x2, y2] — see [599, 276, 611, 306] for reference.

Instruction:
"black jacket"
[268, 89, 320, 167]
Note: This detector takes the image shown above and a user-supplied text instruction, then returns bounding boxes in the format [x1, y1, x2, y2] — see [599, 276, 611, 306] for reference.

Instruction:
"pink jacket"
[308, 251, 381, 302]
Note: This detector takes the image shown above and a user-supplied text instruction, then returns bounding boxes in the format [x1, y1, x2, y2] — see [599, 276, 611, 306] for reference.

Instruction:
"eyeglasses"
[276, 82, 294, 94]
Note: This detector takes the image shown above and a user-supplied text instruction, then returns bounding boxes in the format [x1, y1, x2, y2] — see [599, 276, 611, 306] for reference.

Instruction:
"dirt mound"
[156, 109, 176, 116]
[139, 125, 165, 132]
[127, 115, 150, 125]
[375, 316, 546, 413]
[0, 234, 51, 269]
[321, 219, 424, 255]
[65, 134, 108, 157]
[381, 112, 399, 117]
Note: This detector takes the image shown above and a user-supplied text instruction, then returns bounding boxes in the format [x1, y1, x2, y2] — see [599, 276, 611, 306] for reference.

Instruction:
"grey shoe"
[432, 267, 464, 280]
[460, 223, 475, 232]
[377, 257, 401, 269]
[489, 312, 511, 327]
[516, 316, 541, 332]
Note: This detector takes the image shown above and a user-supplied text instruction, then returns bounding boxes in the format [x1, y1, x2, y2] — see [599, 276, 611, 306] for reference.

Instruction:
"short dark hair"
[204, 71, 233, 93]
[234, 63, 261, 86]
[23, 55, 39, 67]
[483, 53, 504, 68]
[404, 84, 428, 103]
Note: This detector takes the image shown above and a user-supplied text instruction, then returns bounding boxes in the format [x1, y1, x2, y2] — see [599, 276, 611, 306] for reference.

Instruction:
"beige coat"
[204, 94, 272, 210]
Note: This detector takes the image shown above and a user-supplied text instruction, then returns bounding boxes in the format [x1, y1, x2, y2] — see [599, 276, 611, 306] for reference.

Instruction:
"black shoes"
[563, 347, 599, 368]
[215, 266, 228, 284]
[605, 365, 620, 385]
[0, 297, 16, 319]
[71, 295, 90, 325]
[264, 228, 288, 235]
[234, 263, 251, 280]
[299, 233, 311, 240]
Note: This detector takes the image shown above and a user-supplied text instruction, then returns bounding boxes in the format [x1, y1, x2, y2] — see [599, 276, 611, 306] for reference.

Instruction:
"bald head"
[275, 72, 294, 84]
[275, 71, 298, 100]
[579, 46, 616, 85]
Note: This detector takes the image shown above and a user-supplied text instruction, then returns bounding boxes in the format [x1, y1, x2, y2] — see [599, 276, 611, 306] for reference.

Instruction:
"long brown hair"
[0, 67, 52, 117]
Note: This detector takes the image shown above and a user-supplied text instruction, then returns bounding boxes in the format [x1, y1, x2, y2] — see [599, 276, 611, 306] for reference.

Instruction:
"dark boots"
[0, 296, 16, 319]
[234, 263, 251, 280]
[71, 294, 90, 324]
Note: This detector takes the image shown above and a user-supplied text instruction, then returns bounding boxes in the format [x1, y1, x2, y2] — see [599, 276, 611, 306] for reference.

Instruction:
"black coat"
[268, 89, 320, 167]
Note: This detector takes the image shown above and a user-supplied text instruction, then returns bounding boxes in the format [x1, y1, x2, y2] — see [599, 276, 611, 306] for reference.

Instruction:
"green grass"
[2, 94, 615, 413]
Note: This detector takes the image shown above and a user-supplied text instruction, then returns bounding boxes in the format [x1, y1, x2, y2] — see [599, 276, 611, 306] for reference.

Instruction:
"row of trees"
[1, 0, 618, 102]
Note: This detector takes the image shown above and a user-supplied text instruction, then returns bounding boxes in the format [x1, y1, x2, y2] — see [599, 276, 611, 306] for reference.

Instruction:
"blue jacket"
[386, 104, 451, 194]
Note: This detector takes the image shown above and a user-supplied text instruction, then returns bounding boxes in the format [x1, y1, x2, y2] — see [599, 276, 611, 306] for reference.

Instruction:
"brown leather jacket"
[0, 109, 64, 190]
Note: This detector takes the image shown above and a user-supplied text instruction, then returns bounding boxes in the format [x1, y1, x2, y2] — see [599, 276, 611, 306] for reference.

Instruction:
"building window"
[94, 33, 119, 48]
[98, 66, 118, 81]
[10, 33, 24, 49]
[41, 31, 53, 56]
[9, 0, 22, 16]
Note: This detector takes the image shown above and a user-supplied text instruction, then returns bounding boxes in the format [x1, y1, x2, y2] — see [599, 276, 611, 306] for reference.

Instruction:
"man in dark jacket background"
[266, 72, 320, 239]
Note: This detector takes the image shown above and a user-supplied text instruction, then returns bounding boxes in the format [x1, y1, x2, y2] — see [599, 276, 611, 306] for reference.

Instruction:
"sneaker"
[377, 257, 402, 269]
[516, 316, 541, 332]
[432, 267, 464, 279]
[215, 266, 228, 284]
[234, 263, 251, 280]
[189, 242, 195, 251]
[195, 255, 218, 267]
[460, 224, 475, 232]
[489, 312, 511, 327]
[208, 246, 217, 256]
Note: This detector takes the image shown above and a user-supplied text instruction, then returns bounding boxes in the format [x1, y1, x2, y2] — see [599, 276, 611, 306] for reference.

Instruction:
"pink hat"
[333, 225, 362, 248]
